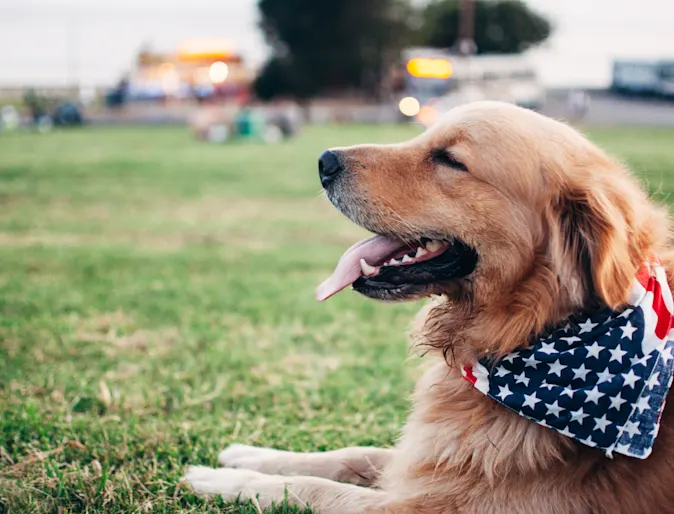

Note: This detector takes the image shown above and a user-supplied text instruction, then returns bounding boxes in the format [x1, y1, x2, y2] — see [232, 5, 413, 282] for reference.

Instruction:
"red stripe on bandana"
[463, 365, 477, 385]
[636, 259, 673, 338]
[647, 276, 674, 338]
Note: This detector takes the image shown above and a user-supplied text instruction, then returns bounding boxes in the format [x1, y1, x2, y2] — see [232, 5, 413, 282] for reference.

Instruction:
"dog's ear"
[556, 174, 639, 309]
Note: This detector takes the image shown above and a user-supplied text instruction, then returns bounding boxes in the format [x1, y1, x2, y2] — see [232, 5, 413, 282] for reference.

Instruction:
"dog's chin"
[352, 280, 447, 301]
[352, 240, 478, 302]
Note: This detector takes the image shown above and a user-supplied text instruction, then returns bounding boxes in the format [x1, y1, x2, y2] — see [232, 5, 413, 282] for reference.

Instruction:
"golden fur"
[185, 101, 674, 513]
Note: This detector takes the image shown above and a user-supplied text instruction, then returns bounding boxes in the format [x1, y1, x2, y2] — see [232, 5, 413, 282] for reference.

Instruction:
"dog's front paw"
[218, 443, 284, 470]
[182, 465, 263, 500]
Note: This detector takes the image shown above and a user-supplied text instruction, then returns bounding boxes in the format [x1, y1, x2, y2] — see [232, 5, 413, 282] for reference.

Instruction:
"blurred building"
[122, 38, 253, 103]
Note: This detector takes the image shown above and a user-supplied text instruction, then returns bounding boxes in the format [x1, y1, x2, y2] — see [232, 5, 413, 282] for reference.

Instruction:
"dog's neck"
[413, 262, 591, 365]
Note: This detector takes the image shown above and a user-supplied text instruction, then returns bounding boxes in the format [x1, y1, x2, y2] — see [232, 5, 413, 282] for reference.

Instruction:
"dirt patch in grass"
[70, 311, 181, 357]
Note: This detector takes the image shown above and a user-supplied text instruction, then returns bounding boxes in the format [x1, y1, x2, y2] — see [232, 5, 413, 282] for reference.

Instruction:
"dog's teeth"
[426, 240, 443, 252]
[389, 258, 400, 265]
[360, 258, 376, 276]
[402, 254, 413, 263]
[415, 247, 428, 258]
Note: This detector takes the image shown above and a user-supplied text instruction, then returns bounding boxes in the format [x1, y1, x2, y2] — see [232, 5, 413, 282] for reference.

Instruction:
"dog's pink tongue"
[315, 234, 406, 301]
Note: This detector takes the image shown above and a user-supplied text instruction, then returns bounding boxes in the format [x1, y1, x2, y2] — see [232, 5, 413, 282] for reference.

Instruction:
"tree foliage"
[421, 0, 552, 54]
[254, 0, 414, 100]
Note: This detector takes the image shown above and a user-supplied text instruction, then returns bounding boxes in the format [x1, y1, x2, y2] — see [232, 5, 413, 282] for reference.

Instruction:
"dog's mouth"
[316, 235, 478, 301]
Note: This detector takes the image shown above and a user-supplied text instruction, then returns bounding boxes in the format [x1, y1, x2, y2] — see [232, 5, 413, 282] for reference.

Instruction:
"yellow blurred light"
[418, 106, 439, 126]
[179, 38, 235, 61]
[406, 58, 453, 79]
[209, 61, 229, 84]
[398, 96, 421, 117]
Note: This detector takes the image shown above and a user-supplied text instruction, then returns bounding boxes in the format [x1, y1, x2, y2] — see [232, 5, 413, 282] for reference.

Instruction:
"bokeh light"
[398, 96, 421, 117]
[417, 105, 439, 126]
[406, 58, 453, 79]
[209, 62, 229, 84]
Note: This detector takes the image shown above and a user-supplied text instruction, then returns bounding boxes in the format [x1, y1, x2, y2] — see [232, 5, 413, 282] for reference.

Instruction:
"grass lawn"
[1, 123, 674, 513]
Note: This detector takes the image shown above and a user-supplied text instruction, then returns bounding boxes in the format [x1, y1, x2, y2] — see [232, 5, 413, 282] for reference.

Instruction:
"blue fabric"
[470, 307, 674, 458]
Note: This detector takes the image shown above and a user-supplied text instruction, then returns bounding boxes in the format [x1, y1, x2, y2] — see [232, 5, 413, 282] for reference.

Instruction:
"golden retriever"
[184, 101, 674, 513]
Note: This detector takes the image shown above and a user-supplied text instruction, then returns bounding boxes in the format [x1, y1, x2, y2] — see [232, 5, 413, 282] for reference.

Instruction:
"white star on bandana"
[579, 318, 598, 334]
[584, 386, 605, 404]
[586, 341, 605, 359]
[594, 414, 612, 432]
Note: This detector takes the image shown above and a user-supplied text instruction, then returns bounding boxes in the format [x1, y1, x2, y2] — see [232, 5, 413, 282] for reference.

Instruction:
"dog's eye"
[431, 149, 468, 172]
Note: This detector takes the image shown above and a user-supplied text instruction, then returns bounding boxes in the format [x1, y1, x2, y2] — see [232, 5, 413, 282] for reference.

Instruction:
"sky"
[0, 0, 672, 88]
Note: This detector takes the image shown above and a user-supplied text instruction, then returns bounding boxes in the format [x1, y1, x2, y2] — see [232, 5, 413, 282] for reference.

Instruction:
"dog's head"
[317, 102, 669, 358]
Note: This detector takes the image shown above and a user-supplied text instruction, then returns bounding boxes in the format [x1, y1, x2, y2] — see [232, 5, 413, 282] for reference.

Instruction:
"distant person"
[23, 88, 46, 127]
[567, 89, 590, 120]
[105, 76, 129, 108]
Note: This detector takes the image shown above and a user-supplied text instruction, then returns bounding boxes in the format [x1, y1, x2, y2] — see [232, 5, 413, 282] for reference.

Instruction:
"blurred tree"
[254, 0, 415, 100]
[254, 57, 303, 100]
[421, 0, 551, 54]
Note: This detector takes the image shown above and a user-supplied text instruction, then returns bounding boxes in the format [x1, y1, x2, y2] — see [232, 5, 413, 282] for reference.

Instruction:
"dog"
[184, 101, 674, 513]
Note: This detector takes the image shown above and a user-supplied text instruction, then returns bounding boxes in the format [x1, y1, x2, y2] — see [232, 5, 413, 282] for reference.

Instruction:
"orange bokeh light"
[406, 58, 453, 79]
[417, 106, 439, 126]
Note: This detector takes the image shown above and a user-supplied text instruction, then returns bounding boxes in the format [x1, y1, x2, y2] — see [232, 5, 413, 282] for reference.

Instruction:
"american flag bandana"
[462, 259, 674, 459]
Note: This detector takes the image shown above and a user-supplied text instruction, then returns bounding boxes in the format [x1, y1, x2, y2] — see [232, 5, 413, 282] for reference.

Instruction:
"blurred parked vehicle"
[660, 61, 674, 98]
[396, 48, 545, 124]
[611, 59, 674, 99]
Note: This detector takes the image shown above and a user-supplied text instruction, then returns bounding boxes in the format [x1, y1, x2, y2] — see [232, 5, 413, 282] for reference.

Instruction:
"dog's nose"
[318, 150, 343, 188]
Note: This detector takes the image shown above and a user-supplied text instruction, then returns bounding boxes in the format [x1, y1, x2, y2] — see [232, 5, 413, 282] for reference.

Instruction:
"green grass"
[1, 123, 674, 513]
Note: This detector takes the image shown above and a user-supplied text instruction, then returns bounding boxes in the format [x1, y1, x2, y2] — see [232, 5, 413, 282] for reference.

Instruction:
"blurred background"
[2, 0, 674, 133]
[2, 2, 674, 513]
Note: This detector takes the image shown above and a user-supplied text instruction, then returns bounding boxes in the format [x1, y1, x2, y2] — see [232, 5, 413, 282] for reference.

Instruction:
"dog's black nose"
[318, 150, 343, 188]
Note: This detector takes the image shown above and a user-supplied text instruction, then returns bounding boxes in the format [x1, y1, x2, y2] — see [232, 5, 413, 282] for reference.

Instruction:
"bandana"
[462, 259, 674, 459]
